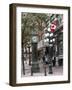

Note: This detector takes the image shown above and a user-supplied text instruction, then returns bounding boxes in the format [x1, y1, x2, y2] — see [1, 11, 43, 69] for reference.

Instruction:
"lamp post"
[44, 32, 55, 74]
[31, 30, 40, 73]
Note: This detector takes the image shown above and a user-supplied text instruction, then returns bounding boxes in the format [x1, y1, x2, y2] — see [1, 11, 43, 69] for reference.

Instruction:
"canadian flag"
[50, 23, 56, 32]
[50, 18, 58, 32]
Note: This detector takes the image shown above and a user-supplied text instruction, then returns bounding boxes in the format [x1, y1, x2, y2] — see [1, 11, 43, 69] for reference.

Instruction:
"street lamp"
[31, 30, 40, 73]
[44, 32, 55, 74]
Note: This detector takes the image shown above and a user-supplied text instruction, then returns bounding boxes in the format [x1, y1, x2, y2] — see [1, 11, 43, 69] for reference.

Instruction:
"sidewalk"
[22, 60, 63, 77]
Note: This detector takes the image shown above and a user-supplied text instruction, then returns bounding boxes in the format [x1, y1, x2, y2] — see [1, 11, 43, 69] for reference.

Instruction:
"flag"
[50, 17, 58, 32]
[50, 23, 56, 32]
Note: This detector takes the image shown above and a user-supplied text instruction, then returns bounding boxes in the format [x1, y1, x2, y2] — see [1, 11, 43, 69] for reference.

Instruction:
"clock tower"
[31, 31, 40, 74]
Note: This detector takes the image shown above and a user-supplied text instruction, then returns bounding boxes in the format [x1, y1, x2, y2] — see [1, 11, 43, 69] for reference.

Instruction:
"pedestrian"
[42, 52, 48, 65]
[45, 55, 48, 64]
[42, 55, 45, 64]
[52, 56, 56, 66]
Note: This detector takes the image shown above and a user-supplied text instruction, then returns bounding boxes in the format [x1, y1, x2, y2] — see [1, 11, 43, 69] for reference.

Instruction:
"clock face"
[32, 36, 38, 42]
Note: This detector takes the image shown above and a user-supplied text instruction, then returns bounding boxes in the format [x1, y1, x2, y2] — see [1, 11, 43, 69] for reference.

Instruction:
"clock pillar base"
[32, 43, 40, 73]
